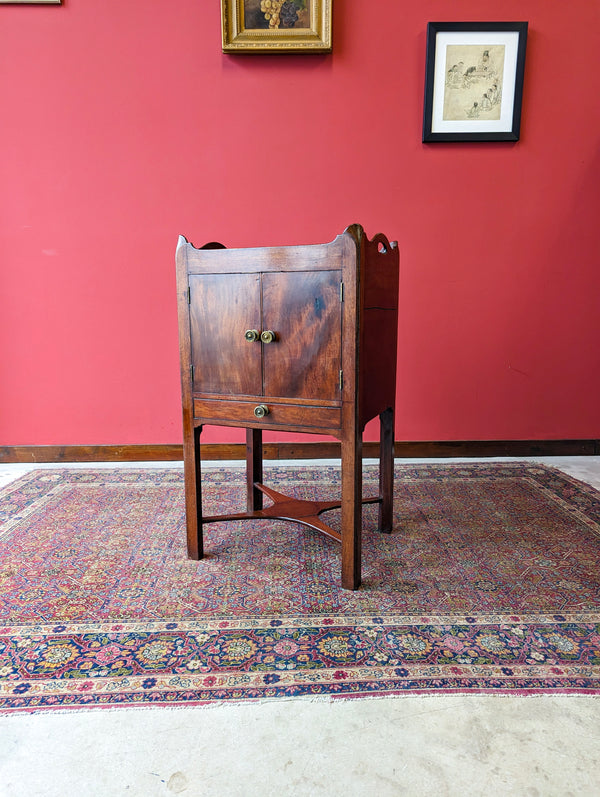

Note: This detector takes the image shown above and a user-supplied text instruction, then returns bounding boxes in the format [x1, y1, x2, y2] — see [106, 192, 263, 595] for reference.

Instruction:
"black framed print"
[423, 22, 528, 143]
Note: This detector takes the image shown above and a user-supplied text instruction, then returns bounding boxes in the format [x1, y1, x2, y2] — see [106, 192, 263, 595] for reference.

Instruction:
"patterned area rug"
[1, 463, 599, 712]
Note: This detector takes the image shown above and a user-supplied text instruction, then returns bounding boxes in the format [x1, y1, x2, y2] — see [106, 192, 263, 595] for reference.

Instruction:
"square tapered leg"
[378, 407, 394, 533]
[246, 428, 263, 512]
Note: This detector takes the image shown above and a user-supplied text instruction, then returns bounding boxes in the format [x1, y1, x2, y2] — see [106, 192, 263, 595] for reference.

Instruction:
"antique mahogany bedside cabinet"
[176, 224, 399, 590]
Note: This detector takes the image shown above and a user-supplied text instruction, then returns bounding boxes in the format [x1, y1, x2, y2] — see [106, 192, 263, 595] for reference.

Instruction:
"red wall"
[1, 1, 599, 446]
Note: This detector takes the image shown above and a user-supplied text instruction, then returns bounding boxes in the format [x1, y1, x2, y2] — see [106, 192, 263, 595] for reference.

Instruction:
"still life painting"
[221, 0, 332, 53]
[244, 0, 310, 30]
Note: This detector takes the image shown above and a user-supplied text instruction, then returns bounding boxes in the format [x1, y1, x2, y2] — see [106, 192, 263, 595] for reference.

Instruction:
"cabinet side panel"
[360, 308, 399, 425]
[360, 236, 399, 427]
[176, 239, 193, 414]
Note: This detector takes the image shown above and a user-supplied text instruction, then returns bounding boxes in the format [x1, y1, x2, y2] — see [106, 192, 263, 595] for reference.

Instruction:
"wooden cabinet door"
[189, 273, 262, 396]
[262, 270, 342, 402]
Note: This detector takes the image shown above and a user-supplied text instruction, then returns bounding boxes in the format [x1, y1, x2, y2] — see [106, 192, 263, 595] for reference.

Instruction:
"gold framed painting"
[221, 0, 332, 54]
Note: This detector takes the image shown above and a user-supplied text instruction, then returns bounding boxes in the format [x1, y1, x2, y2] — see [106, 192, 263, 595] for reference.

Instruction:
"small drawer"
[193, 398, 341, 432]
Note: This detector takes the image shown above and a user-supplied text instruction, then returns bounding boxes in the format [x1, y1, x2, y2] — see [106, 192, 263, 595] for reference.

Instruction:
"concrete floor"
[1, 457, 599, 797]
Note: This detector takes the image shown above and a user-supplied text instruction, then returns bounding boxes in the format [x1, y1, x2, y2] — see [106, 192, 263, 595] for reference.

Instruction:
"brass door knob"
[245, 329, 260, 342]
[254, 404, 269, 418]
[260, 330, 276, 344]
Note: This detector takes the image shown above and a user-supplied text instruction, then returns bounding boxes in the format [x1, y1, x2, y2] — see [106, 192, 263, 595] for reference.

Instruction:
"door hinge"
[339, 369, 344, 390]
[187, 286, 191, 304]
[340, 282, 344, 302]
[190, 364, 194, 382]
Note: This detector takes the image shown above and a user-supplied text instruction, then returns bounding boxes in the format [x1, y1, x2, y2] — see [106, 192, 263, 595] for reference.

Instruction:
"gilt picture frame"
[423, 22, 528, 142]
[221, 0, 332, 54]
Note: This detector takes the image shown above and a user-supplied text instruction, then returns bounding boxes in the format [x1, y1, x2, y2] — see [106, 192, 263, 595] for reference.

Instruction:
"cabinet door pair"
[188, 269, 342, 402]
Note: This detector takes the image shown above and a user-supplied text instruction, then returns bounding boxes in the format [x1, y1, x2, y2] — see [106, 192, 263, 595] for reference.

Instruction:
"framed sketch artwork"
[221, 0, 332, 53]
[423, 22, 528, 142]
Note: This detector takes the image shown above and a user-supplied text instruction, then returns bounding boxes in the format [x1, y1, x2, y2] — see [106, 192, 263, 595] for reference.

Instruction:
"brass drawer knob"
[244, 329, 260, 342]
[254, 404, 269, 418]
[260, 330, 276, 344]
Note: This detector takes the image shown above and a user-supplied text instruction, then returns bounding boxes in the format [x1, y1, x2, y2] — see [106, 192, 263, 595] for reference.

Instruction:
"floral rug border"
[2, 612, 599, 712]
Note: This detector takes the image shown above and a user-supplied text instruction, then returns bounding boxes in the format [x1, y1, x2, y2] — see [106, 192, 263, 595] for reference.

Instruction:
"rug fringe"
[3, 690, 600, 718]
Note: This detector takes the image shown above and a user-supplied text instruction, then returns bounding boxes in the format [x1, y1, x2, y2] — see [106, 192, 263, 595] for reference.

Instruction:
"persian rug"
[0, 463, 599, 712]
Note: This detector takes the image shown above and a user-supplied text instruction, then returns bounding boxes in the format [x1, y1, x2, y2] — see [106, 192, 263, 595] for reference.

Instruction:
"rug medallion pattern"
[1, 464, 599, 711]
